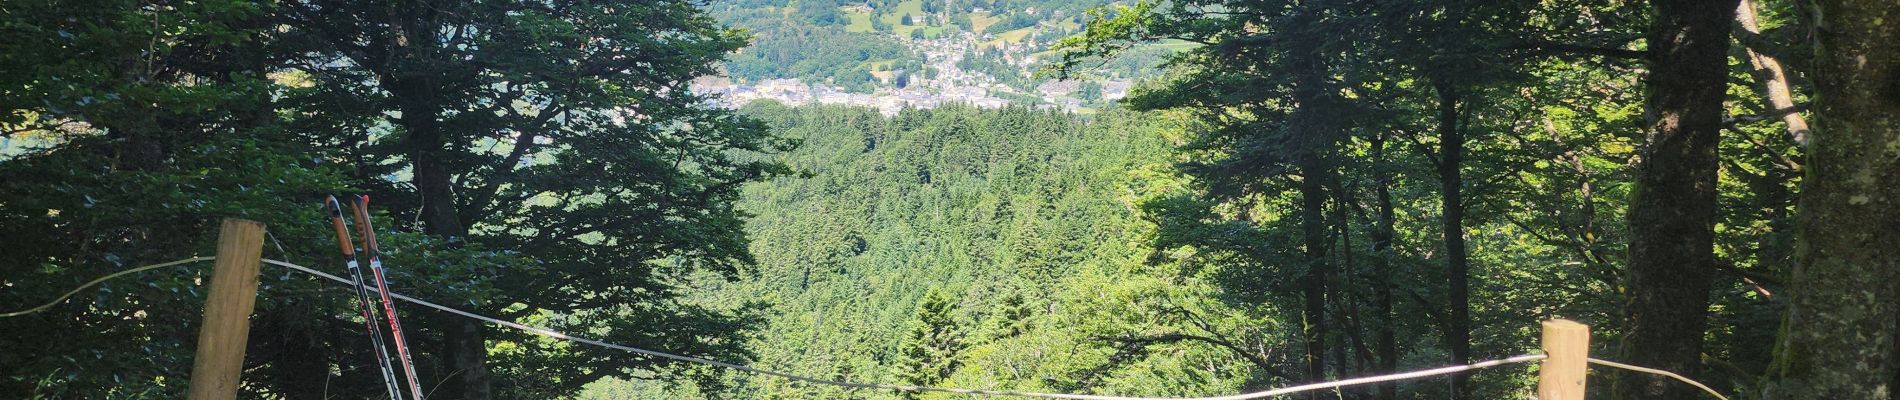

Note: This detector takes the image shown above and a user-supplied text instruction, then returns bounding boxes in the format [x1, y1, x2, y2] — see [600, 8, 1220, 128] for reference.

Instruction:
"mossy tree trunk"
[1764, 0, 1900, 398]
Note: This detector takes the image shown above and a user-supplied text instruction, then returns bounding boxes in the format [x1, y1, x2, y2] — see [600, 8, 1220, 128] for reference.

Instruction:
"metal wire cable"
[262, 258, 1547, 400]
[1, 257, 1733, 400]
[1, 256, 216, 318]
[1588, 358, 1730, 400]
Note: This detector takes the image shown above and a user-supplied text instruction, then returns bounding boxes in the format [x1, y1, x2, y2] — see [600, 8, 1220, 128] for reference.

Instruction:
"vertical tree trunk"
[265, 310, 332, 400]
[1736, 0, 1811, 146]
[1369, 133, 1399, 400]
[1283, 2, 1338, 391]
[412, 134, 493, 400]
[1617, 1, 1737, 399]
[375, 4, 497, 395]
[1763, 0, 1900, 398]
[1299, 158, 1331, 391]
[396, 74, 493, 399]
[1433, 81, 1473, 400]
[1331, 197, 1358, 396]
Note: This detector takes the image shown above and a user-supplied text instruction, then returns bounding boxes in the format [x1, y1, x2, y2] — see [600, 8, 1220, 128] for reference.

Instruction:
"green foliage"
[0, 0, 349, 396]
[1, 0, 1853, 399]
[728, 24, 912, 90]
[957, 47, 1036, 90]
[792, 0, 847, 26]
[714, 3, 921, 88]
[584, 103, 1265, 398]
[1043, 0, 1799, 397]
[986, 12, 1042, 33]
[896, 291, 963, 394]
[272, 0, 792, 396]
[1075, 81, 1105, 103]
[2, 0, 785, 398]
[949, 13, 973, 31]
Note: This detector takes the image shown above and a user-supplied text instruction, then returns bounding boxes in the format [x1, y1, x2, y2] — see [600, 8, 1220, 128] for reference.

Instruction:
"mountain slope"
[582, 103, 1266, 398]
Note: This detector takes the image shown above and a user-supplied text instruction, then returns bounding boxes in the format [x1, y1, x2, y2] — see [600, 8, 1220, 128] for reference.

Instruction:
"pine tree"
[978, 292, 1033, 342]
[897, 291, 964, 397]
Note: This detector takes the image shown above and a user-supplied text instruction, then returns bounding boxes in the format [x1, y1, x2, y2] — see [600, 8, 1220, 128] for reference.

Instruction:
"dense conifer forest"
[584, 104, 1236, 398]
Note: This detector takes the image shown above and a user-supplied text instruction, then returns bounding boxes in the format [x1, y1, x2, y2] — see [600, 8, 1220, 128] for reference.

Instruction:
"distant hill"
[702, 0, 1174, 100]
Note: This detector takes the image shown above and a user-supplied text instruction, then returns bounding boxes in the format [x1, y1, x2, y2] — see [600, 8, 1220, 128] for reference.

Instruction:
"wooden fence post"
[187, 219, 267, 400]
[1538, 319, 1590, 400]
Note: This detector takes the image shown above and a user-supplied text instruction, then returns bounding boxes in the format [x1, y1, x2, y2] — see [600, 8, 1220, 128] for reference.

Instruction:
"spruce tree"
[897, 291, 964, 397]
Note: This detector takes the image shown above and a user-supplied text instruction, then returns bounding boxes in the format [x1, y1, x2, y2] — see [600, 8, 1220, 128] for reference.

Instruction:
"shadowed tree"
[1053, 2, 1366, 395]
[276, 1, 789, 398]
[1616, 1, 1739, 398]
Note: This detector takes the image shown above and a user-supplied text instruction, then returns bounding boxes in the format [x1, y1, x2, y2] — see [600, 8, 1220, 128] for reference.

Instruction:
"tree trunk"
[1616, 1, 1736, 399]
[1282, 2, 1339, 391]
[1369, 133, 1398, 400]
[1433, 81, 1473, 400]
[372, 7, 498, 396]
[1763, 0, 1900, 398]
[1736, 0, 1811, 146]
[1299, 157, 1331, 390]
[1331, 197, 1359, 398]
[265, 309, 332, 400]
[396, 74, 493, 399]
[443, 317, 492, 400]
[414, 142, 493, 400]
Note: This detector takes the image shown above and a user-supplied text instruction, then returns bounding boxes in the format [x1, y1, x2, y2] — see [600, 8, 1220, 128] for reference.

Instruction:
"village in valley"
[694, 2, 1140, 115]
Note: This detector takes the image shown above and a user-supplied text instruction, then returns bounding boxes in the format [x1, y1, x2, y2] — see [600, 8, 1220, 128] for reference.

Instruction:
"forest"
[2, 0, 1898, 400]
[585, 104, 1220, 398]
[714, 4, 921, 92]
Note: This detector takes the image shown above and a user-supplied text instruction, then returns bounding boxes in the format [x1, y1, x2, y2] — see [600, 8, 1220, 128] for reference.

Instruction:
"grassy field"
[886, 0, 924, 19]
[1056, 19, 1082, 31]
[970, 10, 1000, 33]
[843, 7, 874, 33]
[923, 26, 952, 38]
[878, 0, 927, 36]
[983, 27, 1035, 48]
[1150, 39, 1199, 51]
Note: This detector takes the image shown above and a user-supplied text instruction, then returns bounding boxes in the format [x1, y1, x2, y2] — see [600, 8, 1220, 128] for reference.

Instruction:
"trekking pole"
[327, 196, 405, 400]
[351, 195, 427, 400]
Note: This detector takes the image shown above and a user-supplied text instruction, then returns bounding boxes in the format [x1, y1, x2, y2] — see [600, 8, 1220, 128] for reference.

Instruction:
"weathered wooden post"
[1538, 319, 1590, 400]
[187, 219, 266, 400]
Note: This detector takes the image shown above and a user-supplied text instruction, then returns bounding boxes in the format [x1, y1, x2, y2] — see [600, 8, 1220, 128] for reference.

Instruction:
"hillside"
[581, 104, 1268, 398]
[699, 0, 1169, 113]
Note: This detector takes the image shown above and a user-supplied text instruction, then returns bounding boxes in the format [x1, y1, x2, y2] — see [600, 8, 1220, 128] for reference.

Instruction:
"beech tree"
[0, 1, 345, 396]
[275, 1, 788, 397]
[1763, 0, 1900, 398]
[1616, 0, 1740, 398]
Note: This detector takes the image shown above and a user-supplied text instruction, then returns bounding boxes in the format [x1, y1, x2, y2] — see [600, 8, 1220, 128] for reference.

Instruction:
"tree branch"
[1093, 333, 1294, 381]
[1724, 105, 1808, 127]
[460, 105, 566, 226]
[1732, 25, 1811, 74]
[1514, 40, 1647, 60]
